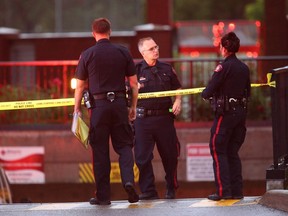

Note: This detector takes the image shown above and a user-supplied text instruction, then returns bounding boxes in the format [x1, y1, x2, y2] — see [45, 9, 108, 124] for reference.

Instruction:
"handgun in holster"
[211, 95, 226, 115]
[82, 89, 95, 109]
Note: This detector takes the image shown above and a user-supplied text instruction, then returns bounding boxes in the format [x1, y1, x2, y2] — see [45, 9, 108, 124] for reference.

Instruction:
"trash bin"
[266, 65, 288, 191]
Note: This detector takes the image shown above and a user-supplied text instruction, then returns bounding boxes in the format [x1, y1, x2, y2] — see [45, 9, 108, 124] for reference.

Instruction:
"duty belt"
[136, 107, 171, 118]
[228, 97, 245, 105]
[93, 92, 126, 102]
[228, 97, 247, 110]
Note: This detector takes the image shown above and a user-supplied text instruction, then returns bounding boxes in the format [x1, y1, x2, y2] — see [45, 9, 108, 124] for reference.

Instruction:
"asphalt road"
[0, 196, 287, 216]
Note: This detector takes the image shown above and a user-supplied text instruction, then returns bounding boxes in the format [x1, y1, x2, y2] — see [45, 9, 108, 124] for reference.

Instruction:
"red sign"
[186, 143, 214, 181]
[0, 147, 44, 184]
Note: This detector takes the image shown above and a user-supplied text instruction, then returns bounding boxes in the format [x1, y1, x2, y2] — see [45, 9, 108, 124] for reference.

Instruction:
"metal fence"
[0, 56, 287, 126]
[0, 61, 77, 125]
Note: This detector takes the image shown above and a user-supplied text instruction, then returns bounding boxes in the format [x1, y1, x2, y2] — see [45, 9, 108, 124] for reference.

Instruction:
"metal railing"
[0, 56, 287, 126]
[0, 61, 77, 125]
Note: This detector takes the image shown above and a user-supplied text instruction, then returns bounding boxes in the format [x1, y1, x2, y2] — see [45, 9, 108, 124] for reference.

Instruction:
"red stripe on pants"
[212, 116, 223, 196]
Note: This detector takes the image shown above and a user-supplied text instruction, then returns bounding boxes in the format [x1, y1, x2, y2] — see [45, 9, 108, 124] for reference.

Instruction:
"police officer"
[201, 32, 251, 201]
[134, 37, 182, 199]
[73, 18, 139, 205]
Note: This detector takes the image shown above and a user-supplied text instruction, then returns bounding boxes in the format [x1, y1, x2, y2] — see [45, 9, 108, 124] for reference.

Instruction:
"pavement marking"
[23, 198, 258, 211]
[29, 203, 84, 211]
[191, 199, 244, 207]
[110, 201, 165, 209]
[233, 199, 259, 206]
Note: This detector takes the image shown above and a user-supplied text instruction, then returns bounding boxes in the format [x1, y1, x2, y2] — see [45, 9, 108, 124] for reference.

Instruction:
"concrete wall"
[0, 124, 273, 183]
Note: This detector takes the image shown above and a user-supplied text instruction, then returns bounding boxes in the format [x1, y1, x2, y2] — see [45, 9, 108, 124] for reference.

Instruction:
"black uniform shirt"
[75, 39, 136, 94]
[201, 54, 251, 99]
[136, 60, 182, 110]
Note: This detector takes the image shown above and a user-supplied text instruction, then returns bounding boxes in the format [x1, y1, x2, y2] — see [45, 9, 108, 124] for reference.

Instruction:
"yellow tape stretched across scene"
[0, 73, 275, 111]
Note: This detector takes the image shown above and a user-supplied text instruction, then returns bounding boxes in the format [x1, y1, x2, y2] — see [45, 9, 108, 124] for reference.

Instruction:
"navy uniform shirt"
[136, 60, 182, 110]
[75, 39, 136, 94]
[201, 54, 251, 99]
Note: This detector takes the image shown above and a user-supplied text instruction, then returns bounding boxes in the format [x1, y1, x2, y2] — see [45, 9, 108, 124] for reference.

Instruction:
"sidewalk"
[259, 190, 288, 212]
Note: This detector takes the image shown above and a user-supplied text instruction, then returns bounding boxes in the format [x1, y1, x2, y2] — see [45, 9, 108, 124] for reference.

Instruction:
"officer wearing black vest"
[201, 32, 251, 201]
[73, 18, 139, 205]
[134, 37, 182, 200]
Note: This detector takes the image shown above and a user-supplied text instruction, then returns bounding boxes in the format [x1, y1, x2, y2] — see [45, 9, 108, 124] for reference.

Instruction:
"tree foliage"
[0, 0, 54, 32]
[0, 0, 268, 33]
[0, 0, 145, 32]
[173, 0, 257, 21]
[244, 0, 264, 20]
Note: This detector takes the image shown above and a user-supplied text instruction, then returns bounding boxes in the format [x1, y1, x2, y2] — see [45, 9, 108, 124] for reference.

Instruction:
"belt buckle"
[229, 98, 237, 103]
[107, 92, 115, 102]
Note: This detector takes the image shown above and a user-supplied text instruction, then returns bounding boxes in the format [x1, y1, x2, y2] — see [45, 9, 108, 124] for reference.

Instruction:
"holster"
[211, 96, 248, 115]
[136, 107, 146, 118]
[210, 96, 226, 115]
[83, 89, 95, 109]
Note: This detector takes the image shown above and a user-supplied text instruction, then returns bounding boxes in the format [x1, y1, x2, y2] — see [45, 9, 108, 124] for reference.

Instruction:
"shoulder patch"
[214, 64, 223, 72]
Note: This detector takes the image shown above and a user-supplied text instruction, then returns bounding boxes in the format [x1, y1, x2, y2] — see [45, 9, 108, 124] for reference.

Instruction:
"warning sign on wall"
[186, 143, 214, 181]
[0, 147, 45, 184]
[79, 162, 139, 183]
[110, 163, 139, 183]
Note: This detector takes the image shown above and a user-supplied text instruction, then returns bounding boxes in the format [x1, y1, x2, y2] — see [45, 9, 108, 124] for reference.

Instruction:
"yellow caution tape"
[138, 72, 275, 99]
[0, 98, 74, 111]
[0, 73, 275, 111]
[251, 73, 275, 88]
[267, 72, 276, 87]
[138, 87, 205, 99]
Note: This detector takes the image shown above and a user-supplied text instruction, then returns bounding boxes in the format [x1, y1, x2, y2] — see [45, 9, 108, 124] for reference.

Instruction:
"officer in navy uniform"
[134, 37, 182, 200]
[201, 32, 251, 201]
[73, 18, 139, 205]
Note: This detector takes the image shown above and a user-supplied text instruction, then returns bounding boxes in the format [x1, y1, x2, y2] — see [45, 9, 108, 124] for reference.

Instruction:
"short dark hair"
[221, 32, 240, 53]
[92, 18, 111, 34]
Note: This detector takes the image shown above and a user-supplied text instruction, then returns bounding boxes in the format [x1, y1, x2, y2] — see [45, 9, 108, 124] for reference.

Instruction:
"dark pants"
[209, 106, 247, 197]
[89, 98, 135, 201]
[134, 114, 180, 194]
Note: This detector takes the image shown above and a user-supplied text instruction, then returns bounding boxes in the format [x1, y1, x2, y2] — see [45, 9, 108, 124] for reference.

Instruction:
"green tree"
[173, 0, 256, 21]
[173, 0, 212, 20]
[0, 0, 145, 33]
[245, 0, 264, 20]
[0, 0, 266, 33]
[2, 0, 284, 33]
[0, 0, 54, 32]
